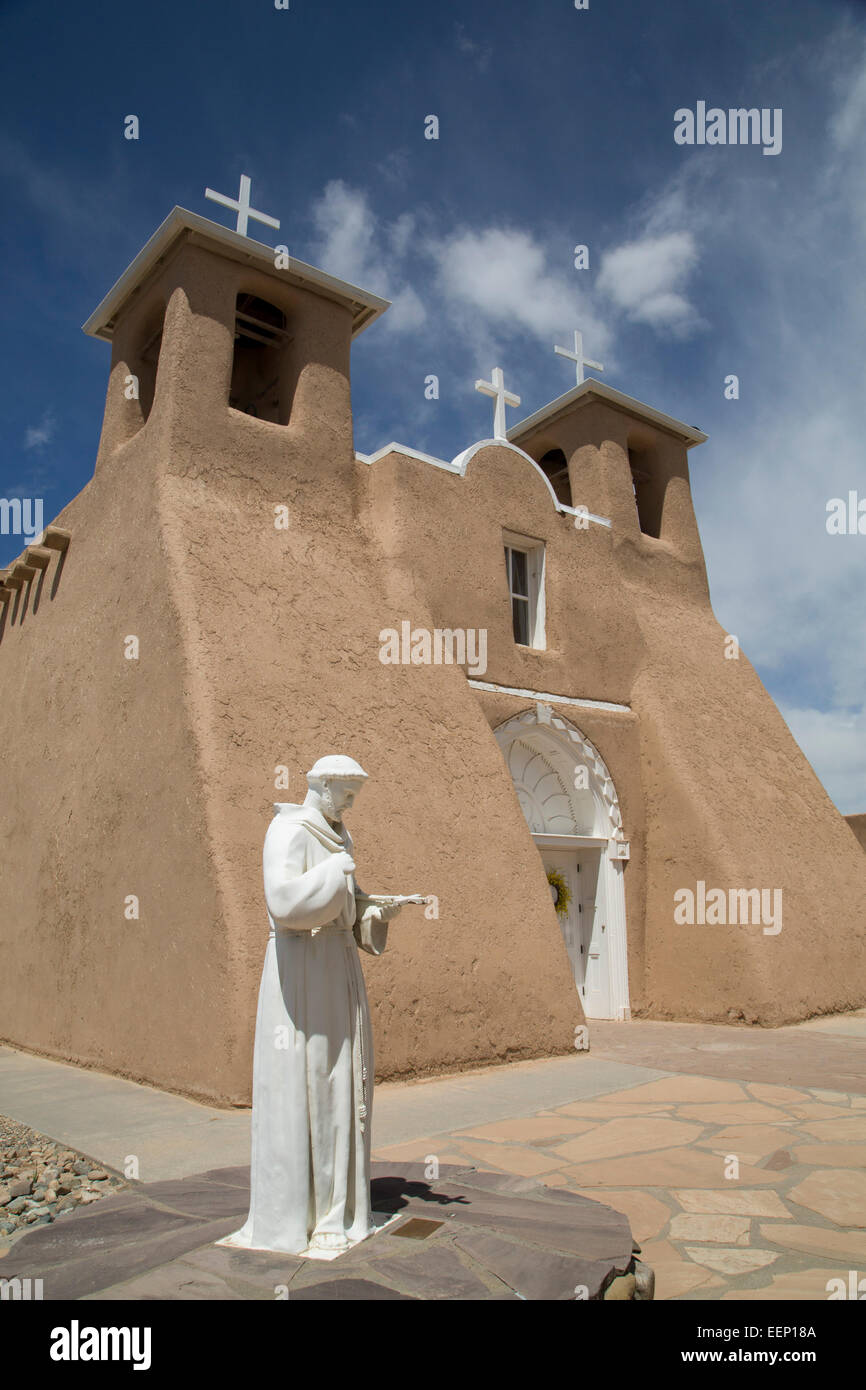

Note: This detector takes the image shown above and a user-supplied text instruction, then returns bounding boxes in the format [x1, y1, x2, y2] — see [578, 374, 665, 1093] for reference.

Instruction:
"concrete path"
[3, 1009, 866, 1299]
[0, 1047, 252, 1184]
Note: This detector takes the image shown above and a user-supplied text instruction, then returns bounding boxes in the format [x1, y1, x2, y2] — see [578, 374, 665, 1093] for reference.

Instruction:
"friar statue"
[220, 755, 426, 1258]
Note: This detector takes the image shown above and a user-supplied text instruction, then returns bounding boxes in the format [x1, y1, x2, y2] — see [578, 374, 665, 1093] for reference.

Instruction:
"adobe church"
[2, 189, 865, 1107]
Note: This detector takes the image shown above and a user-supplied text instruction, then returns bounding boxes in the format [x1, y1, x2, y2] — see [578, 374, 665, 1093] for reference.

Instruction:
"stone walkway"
[2, 1009, 865, 1300]
[372, 1071, 866, 1299]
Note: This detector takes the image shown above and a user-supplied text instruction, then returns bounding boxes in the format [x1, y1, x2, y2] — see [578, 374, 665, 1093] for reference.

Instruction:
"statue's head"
[305, 755, 369, 824]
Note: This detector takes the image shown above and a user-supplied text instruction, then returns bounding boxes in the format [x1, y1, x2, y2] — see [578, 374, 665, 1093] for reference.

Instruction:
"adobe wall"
[629, 588, 866, 1024]
[0, 244, 582, 1105]
[0, 421, 235, 1101]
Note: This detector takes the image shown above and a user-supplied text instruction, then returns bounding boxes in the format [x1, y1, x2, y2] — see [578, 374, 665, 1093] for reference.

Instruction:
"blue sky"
[1, 0, 864, 809]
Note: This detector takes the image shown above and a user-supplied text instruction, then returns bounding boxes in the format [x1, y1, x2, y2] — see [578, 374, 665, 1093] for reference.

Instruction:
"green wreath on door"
[546, 868, 572, 918]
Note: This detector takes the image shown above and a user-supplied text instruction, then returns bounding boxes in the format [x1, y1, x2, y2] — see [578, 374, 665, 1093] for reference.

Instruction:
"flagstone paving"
[372, 1068, 866, 1301]
[668, 1214, 751, 1244]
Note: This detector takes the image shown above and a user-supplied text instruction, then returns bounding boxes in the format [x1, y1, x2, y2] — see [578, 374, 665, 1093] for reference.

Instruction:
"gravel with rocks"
[0, 1115, 127, 1249]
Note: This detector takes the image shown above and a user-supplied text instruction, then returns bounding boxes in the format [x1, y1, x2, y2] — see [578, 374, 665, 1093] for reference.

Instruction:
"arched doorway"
[495, 707, 631, 1020]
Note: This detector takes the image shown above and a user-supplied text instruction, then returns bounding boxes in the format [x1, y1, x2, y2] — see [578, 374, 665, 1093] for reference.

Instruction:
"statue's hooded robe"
[221, 802, 388, 1256]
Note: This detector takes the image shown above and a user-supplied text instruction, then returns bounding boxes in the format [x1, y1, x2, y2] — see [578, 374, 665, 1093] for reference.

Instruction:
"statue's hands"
[363, 902, 402, 924]
[334, 851, 356, 878]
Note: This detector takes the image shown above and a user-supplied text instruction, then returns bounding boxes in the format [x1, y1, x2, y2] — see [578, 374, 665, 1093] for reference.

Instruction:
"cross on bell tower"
[204, 174, 281, 240]
[554, 329, 604, 387]
[475, 367, 521, 440]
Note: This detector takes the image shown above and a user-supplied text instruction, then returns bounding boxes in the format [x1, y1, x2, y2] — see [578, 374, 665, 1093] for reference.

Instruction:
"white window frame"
[503, 531, 546, 650]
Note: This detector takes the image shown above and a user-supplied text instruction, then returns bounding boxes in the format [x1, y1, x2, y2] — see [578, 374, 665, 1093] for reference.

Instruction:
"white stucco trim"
[356, 438, 612, 528]
[560, 503, 611, 529]
[469, 679, 631, 714]
[355, 443, 461, 473]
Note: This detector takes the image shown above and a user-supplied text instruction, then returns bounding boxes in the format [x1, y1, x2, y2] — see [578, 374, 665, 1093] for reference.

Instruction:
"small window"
[229, 294, 291, 423]
[537, 448, 572, 507]
[503, 534, 546, 649]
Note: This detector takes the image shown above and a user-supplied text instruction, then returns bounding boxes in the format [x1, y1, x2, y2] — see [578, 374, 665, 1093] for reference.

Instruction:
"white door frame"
[494, 708, 631, 1021]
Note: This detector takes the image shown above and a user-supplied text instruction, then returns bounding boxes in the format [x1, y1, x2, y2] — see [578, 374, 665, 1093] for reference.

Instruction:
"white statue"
[220, 755, 427, 1258]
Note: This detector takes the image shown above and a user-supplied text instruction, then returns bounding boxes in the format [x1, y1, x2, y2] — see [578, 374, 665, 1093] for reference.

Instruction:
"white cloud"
[310, 184, 614, 360]
[310, 182, 706, 372]
[24, 409, 55, 451]
[311, 180, 375, 286]
[597, 231, 701, 335]
[429, 226, 609, 349]
[310, 181, 426, 336]
[386, 285, 427, 333]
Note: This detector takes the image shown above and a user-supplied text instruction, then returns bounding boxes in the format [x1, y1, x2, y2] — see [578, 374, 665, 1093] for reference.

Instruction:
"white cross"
[204, 174, 280, 239]
[475, 367, 521, 440]
[554, 330, 604, 387]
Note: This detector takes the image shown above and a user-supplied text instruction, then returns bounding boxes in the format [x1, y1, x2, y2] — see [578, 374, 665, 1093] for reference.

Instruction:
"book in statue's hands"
[356, 892, 432, 907]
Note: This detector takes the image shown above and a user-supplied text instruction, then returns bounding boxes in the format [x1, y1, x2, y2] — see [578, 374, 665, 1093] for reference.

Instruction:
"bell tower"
[85, 192, 389, 514]
[508, 376, 710, 600]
